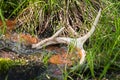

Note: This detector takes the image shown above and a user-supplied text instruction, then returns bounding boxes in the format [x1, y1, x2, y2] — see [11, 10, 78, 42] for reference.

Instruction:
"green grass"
[0, 9, 7, 34]
[85, 1, 120, 79]
[0, 0, 120, 80]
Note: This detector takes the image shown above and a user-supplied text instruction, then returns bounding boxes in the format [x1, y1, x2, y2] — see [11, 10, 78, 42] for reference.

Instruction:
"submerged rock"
[7, 62, 46, 80]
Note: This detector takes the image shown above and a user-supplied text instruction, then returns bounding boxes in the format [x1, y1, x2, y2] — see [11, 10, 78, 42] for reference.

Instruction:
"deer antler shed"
[32, 9, 101, 64]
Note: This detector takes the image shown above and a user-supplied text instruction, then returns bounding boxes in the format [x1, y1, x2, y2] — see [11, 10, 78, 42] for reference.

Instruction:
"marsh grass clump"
[16, 0, 101, 38]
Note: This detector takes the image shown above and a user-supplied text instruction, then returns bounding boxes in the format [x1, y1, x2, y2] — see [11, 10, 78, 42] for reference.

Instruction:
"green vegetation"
[0, 0, 120, 80]
[0, 58, 25, 74]
[0, 58, 14, 73]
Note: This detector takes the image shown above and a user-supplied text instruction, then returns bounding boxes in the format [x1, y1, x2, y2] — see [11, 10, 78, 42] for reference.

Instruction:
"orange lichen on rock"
[19, 33, 38, 44]
[49, 53, 79, 66]
[49, 48, 84, 66]
[49, 53, 72, 66]
[0, 19, 16, 31]
[4, 33, 39, 45]
[0, 19, 38, 45]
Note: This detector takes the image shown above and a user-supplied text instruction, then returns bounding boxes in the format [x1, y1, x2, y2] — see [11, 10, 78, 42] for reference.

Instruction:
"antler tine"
[32, 27, 65, 48]
[76, 8, 102, 64]
[78, 8, 102, 45]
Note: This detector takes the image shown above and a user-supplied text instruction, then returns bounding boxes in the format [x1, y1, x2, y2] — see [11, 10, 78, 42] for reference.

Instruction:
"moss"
[0, 58, 26, 74]
[0, 58, 14, 73]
